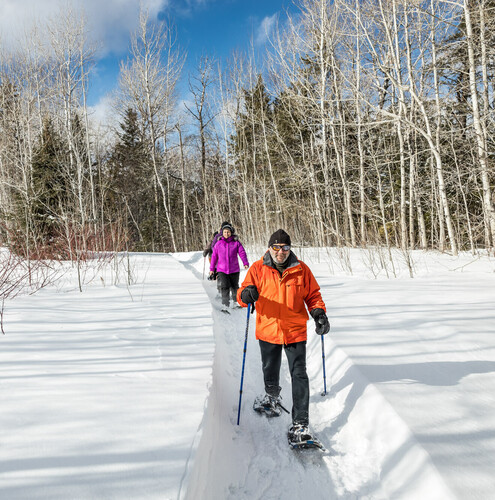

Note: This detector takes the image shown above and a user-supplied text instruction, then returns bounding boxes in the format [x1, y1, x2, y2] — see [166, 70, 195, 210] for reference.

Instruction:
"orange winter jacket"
[237, 251, 326, 345]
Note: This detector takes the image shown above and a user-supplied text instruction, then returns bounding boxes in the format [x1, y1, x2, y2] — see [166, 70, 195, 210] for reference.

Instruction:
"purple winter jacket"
[210, 236, 249, 275]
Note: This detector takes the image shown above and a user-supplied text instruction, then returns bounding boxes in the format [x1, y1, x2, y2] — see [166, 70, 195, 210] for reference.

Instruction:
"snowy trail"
[182, 287, 340, 499]
[175, 253, 454, 500]
[176, 254, 341, 499]
[173, 256, 453, 500]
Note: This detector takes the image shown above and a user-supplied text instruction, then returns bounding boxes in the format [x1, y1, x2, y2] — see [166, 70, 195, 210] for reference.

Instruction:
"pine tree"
[30, 117, 68, 240]
[106, 108, 154, 250]
[232, 74, 273, 177]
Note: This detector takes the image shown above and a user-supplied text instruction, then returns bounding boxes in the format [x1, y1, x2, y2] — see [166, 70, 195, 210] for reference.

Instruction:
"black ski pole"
[321, 335, 327, 396]
[277, 401, 290, 414]
[237, 304, 252, 425]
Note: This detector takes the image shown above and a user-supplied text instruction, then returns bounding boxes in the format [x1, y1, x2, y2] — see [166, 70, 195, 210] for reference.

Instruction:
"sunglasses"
[271, 244, 290, 251]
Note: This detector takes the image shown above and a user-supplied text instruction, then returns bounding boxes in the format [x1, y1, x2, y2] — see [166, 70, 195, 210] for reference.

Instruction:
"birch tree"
[463, 0, 495, 249]
[117, 9, 184, 252]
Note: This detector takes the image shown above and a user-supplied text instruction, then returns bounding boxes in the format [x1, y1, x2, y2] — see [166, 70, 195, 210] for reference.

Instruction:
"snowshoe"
[220, 307, 230, 314]
[253, 394, 283, 417]
[288, 424, 325, 451]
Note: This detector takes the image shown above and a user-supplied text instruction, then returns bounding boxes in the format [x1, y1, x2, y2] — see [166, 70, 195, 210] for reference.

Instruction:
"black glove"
[311, 308, 330, 335]
[240, 285, 259, 304]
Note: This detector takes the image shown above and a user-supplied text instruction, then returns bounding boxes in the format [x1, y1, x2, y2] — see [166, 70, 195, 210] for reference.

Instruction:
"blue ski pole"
[237, 305, 252, 425]
[321, 335, 327, 396]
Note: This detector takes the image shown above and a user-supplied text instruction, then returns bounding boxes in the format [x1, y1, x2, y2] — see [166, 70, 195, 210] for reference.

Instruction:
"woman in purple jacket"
[209, 222, 249, 310]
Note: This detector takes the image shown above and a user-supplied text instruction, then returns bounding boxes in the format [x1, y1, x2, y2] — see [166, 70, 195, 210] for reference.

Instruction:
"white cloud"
[255, 13, 277, 46]
[88, 93, 118, 130]
[0, 0, 170, 57]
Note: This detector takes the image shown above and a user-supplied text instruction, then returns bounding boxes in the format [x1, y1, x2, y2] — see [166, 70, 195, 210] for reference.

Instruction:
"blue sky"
[91, 0, 296, 107]
[1, 0, 297, 111]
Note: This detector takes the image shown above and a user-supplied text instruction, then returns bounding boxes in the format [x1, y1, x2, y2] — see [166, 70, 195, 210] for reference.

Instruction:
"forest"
[1, 0, 494, 262]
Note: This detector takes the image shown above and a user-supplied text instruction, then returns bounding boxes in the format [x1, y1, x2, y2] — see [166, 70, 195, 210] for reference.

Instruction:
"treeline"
[1, 0, 494, 260]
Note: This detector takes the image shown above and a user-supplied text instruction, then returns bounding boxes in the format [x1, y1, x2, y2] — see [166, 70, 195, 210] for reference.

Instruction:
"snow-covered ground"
[1, 247, 494, 499]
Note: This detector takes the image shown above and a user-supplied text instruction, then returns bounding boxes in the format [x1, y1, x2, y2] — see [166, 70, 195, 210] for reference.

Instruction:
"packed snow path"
[181, 253, 457, 500]
[1, 249, 495, 499]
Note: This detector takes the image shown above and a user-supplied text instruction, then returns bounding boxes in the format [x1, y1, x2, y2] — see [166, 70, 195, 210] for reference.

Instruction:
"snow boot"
[287, 423, 325, 451]
[253, 394, 283, 417]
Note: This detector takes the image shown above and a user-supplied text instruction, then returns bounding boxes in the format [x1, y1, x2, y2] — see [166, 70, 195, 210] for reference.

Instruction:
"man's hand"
[240, 285, 259, 304]
[310, 308, 330, 335]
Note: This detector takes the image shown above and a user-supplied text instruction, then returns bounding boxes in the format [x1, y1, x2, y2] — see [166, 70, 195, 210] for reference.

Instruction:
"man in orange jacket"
[237, 229, 330, 446]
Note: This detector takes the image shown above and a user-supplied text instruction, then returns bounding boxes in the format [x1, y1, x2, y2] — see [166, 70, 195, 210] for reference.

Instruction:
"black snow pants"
[259, 339, 309, 425]
[217, 272, 240, 307]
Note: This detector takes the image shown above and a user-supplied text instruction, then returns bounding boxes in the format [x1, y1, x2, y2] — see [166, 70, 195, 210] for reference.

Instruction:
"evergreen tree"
[232, 74, 273, 176]
[30, 117, 67, 240]
[106, 108, 154, 250]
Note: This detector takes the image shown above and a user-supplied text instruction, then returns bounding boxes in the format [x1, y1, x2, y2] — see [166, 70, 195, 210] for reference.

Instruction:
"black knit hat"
[268, 229, 291, 247]
[221, 221, 234, 232]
